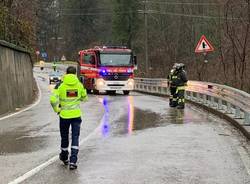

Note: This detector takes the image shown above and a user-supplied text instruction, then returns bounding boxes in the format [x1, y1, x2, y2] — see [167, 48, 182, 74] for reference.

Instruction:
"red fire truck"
[77, 46, 137, 95]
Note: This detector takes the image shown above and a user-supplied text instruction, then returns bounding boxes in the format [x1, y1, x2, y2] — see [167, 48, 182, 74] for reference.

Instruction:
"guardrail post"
[218, 99, 223, 110]
[184, 91, 188, 98]
[153, 86, 156, 92]
[244, 112, 250, 125]
[148, 86, 151, 92]
[197, 93, 202, 103]
[202, 94, 207, 105]
[140, 84, 143, 90]
[234, 107, 243, 119]
[158, 87, 161, 94]
[163, 87, 166, 95]
[226, 102, 232, 114]
[190, 92, 194, 101]
[210, 96, 215, 108]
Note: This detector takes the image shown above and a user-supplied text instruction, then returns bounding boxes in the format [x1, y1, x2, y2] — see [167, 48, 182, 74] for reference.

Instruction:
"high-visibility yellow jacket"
[50, 74, 87, 119]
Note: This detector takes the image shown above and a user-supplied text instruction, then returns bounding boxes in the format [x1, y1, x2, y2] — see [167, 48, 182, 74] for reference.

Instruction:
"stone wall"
[0, 40, 35, 116]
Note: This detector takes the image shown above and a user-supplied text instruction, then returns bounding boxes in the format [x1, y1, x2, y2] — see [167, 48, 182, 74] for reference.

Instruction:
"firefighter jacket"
[50, 74, 88, 119]
[171, 69, 188, 87]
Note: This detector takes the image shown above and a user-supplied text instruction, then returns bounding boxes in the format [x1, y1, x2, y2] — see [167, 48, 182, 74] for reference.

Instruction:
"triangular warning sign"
[61, 55, 66, 61]
[195, 35, 214, 53]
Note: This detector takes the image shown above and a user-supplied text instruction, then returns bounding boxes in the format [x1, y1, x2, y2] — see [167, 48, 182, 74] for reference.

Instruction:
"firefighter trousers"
[176, 86, 185, 109]
[169, 86, 177, 107]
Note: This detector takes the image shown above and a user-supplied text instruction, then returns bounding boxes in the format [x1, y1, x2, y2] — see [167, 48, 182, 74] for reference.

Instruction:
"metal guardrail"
[134, 78, 250, 125]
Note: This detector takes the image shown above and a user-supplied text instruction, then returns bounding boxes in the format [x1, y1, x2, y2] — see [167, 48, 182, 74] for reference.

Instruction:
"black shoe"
[59, 155, 69, 165]
[170, 104, 177, 108]
[69, 163, 77, 170]
[177, 105, 185, 109]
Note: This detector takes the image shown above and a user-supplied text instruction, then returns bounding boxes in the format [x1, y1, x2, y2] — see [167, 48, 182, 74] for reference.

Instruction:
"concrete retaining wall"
[0, 40, 35, 115]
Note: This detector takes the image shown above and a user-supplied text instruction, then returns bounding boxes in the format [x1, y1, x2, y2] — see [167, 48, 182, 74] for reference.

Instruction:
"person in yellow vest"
[52, 62, 57, 71]
[50, 66, 88, 170]
[39, 60, 45, 70]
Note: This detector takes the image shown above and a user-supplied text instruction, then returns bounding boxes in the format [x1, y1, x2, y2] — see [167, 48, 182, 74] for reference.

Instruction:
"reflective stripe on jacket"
[50, 74, 88, 119]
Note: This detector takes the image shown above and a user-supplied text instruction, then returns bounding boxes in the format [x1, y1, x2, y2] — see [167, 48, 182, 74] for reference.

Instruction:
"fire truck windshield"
[100, 53, 132, 66]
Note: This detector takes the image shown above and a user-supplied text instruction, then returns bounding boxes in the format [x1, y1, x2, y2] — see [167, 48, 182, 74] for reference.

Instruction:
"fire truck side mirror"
[78, 54, 81, 64]
[133, 55, 137, 66]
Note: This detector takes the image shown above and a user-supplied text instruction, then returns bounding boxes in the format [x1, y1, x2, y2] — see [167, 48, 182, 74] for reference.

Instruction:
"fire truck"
[77, 46, 137, 95]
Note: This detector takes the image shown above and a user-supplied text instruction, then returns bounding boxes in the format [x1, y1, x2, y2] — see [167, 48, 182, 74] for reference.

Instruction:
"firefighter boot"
[169, 98, 173, 107]
[69, 163, 77, 170]
[59, 151, 69, 165]
[170, 98, 178, 107]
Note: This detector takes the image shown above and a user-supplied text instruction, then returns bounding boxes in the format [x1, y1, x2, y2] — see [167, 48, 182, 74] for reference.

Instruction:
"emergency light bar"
[94, 46, 128, 49]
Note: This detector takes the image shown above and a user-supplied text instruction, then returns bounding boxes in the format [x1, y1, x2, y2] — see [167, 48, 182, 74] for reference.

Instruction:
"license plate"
[110, 87, 122, 89]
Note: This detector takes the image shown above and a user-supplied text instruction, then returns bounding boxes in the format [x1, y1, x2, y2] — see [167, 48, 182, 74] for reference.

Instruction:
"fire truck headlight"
[128, 79, 134, 87]
[97, 79, 105, 86]
[127, 68, 133, 73]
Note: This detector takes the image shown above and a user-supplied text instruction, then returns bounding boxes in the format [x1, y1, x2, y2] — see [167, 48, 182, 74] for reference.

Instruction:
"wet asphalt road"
[1, 67, 250, 184]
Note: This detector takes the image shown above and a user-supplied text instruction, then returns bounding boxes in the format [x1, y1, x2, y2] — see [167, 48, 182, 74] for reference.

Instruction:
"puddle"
[115, 108, 172, 135]
[114, 107, 191, 135]
[0, 131, 47, 155]
[99, 96, 188, 136]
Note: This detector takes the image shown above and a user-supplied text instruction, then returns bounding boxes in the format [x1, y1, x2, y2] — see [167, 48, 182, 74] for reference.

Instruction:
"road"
[0, 67, 250, 184]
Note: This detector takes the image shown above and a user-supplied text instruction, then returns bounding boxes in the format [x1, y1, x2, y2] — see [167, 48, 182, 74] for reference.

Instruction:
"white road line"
[237, 147, 250, 175]
[0, 78, 42, 121]
[8, 120, 103, 184]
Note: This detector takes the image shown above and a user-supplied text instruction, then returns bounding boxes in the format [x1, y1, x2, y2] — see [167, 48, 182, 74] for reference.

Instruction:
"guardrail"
[134, 78, 250, 126]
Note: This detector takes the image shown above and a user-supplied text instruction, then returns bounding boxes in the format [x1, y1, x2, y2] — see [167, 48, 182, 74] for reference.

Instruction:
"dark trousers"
[177, 89, 185, 108]
[60, 117, 82, 164]
[169, 86, 177, 106]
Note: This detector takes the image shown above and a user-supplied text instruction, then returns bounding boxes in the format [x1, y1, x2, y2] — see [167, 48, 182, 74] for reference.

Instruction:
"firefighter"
[52, 62, 57, 71]
[167, 64, 177, 107]
[50, 66, 88, 170]
[174, 63, 188, 109]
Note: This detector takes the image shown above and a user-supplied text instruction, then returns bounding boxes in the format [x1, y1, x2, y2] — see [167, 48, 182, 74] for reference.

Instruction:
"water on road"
[1, 67, 250, 184]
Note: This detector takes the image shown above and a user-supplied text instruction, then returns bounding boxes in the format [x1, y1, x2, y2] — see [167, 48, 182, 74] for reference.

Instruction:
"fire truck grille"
[103, 73, 131, 81]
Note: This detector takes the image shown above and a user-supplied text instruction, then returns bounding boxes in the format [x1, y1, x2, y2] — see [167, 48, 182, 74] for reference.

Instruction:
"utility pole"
[144, 0, 149, 74]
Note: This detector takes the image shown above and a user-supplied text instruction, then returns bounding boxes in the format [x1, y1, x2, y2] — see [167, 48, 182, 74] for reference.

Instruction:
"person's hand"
[57, 108, 61, 115]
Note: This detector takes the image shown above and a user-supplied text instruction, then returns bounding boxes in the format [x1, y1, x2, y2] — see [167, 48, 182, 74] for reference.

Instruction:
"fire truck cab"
[77, 46, 137, 95]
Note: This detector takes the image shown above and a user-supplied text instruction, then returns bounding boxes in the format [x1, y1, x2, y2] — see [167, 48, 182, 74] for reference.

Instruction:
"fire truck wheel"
[93, 89, 99, 95]
[86, 89, 92, 94]
[123, 90, 130, 95]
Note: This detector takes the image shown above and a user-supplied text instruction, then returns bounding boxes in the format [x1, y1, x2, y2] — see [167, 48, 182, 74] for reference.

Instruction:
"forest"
[0, 0, 250, 92]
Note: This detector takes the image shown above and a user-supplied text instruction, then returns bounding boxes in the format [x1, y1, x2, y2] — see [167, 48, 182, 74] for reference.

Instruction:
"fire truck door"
[81, 52, 97, 78]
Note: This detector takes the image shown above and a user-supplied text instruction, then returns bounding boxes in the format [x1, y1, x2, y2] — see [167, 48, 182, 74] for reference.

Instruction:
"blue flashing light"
[100, 69, 107, 76]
